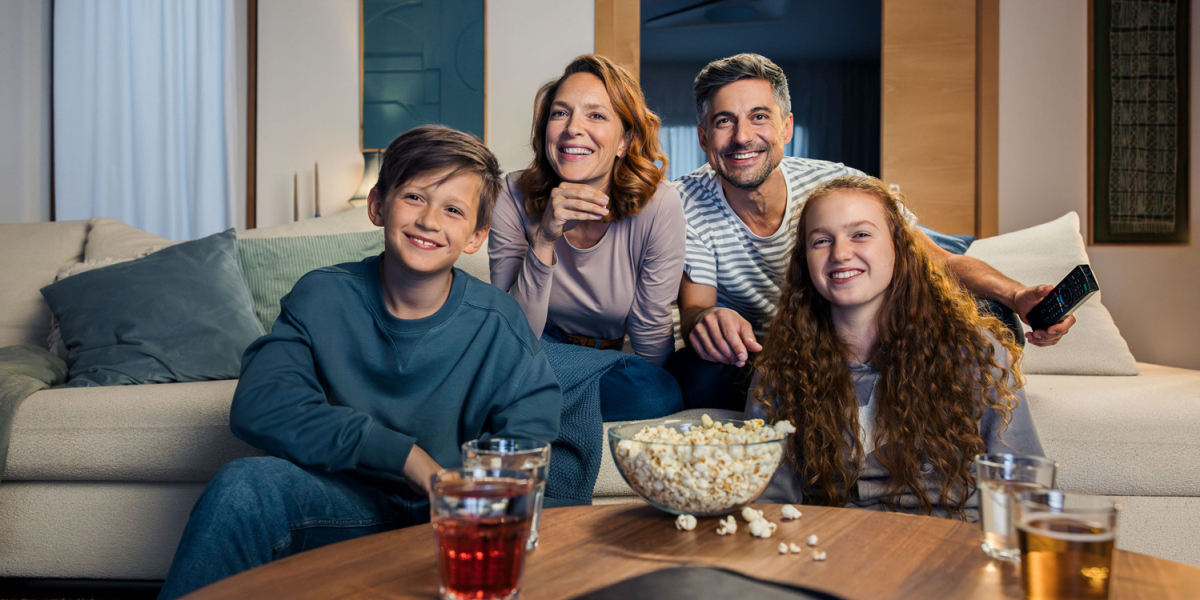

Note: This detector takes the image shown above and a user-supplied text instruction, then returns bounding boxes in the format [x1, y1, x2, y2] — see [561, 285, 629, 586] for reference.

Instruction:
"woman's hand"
[532, 183, 609, 264]
[402, 445, 443, 498]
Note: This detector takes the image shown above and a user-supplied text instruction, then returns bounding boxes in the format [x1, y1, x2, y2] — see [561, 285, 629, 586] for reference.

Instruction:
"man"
[666, 54, 1075, 410]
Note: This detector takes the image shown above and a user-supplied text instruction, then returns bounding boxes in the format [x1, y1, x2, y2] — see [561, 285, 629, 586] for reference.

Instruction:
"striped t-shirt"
[677, 157, 913, 335]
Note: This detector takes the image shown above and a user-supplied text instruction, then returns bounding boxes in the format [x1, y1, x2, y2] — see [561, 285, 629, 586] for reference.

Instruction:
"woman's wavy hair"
[518, 54, 667, 222]
[752, 175, 1024, 518]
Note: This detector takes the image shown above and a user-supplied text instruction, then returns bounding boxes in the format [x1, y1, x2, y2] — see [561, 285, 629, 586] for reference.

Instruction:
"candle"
[293, 172, 299, 221]
[314, 161, 321, 218]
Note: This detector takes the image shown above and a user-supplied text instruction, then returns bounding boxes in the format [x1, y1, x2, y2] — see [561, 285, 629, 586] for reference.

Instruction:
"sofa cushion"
[40, 230, 264, 387]
[0, 482, 206, 579]
[84, 217, 175, 262]
[239, 206, 379, 239]
[965, 212, 1138, 375]
[4, 380, 261, 482]
[238, 230, 385, 332]
[1025, 363, 1200, 497]
[0, 221, 88, 348]
[84, 208, 380, 263]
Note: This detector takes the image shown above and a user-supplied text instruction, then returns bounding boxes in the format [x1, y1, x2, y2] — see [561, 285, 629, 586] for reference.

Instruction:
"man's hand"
[402, 445, 443, 497]
[921, 234, 1076, 349]
[1011, 284, 1077, 347]
[689, 306, 762, 367]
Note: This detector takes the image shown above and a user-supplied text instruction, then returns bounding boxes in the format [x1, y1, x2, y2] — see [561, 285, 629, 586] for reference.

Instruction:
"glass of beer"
[462, 438, 550, 550]
[975, 453, 1057, 561]
[1016, 490, 1118, 600]
[431, 467, 537, 600]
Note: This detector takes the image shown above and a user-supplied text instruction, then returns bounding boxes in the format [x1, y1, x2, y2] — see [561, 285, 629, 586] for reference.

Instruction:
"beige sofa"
[0, 209, 1197, 583]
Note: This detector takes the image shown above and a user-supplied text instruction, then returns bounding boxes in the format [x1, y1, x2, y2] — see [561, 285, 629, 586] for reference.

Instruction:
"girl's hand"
[535, 183, 610, 246]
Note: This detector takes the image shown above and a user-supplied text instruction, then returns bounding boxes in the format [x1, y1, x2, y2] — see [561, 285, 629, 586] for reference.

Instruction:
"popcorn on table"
[807, 534, 818, 546]
[716, 515, 737, 535]
[781, 505, 802, 520]
[748, 518, 777, 539]
[812, 550, 827, 561]
[674, 514, 697, 531]
[613, 416, 794, 515]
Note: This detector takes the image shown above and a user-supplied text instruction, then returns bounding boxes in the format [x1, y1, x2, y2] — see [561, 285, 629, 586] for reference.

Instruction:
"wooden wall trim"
[594, 0, 640, 81]
[976, 0, 999, 238]
[246, 0, 257, 230]
[881, 0, 978, 236]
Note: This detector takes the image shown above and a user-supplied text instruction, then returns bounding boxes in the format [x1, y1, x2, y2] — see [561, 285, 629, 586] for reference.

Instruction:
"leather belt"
[557, 330, 624, 351]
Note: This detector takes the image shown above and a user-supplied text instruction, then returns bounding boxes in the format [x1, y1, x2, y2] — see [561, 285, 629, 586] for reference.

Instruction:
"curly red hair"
[518, 54, 667, 222]
[752, 175, 1024, 518]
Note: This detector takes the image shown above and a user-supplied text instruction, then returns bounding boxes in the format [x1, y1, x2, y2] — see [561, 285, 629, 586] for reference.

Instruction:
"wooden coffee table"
[183, 503, 1200, 600]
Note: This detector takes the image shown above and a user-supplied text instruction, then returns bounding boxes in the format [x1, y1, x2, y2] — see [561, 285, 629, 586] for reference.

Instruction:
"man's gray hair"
[693, 53, 791, 128]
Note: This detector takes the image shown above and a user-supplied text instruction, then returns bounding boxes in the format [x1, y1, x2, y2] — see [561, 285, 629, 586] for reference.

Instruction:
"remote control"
[1026, 265, 1100, 332]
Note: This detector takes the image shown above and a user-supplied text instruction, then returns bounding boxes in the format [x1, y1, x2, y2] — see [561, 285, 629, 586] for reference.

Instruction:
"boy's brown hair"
[374, 125, 502, 231]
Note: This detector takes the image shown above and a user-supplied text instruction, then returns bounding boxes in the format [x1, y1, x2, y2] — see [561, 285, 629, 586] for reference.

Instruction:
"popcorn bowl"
[607, 416, 792, 517]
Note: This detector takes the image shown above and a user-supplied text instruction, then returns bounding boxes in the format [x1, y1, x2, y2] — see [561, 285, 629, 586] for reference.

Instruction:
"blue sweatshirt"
[230, 255, 562, 500]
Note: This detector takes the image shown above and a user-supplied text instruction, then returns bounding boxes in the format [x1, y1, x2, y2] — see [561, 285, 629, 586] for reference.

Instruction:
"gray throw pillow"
[40, 229, 265, 387]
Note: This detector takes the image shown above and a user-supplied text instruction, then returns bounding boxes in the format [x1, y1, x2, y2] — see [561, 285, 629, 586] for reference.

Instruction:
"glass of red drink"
[431, 467, 536, 600]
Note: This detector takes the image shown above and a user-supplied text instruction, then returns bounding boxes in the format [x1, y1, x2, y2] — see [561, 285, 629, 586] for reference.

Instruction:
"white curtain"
[54, 0, 237, 241]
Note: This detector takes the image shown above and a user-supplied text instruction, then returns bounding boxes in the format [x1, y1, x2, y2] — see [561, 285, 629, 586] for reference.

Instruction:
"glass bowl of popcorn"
[607, 414, 795, 517]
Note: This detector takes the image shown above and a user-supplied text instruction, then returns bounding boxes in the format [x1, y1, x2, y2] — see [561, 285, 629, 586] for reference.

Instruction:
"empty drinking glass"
[975, 453, 1057, 561]
[462, 438, 550, 549]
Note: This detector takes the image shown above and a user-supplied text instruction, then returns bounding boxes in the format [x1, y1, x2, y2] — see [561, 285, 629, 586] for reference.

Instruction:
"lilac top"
[488, 172, 686, 367]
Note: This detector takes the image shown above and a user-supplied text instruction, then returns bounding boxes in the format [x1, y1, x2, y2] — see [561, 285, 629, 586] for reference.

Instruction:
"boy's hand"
[403, 445, 443, 497]
[536, 183, 610, 245]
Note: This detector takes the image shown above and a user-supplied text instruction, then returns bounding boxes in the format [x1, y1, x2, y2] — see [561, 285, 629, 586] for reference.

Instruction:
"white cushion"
[83, 217, 175, 261]
[1025, 363, 1200, 496]
[456, 241, 491, 284]
[84, 208, 382, 263]
[0, 221, 88, 348]
[965, 212, 1138, 375]
[238, 206, 379, 239]
[4, 380, 262, 482]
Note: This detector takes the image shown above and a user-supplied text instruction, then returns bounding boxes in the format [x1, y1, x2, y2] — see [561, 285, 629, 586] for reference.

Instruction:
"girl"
[748, 175, 1043, 519]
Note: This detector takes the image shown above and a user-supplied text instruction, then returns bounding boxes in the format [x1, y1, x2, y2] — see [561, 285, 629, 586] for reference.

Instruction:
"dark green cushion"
[40, 229, 264, 387]
[237, 229, 384, 332]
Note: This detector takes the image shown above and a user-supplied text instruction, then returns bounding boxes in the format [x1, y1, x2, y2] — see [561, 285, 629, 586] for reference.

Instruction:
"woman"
[748, 175, 1043, 519]
[489, 55, 685, 421]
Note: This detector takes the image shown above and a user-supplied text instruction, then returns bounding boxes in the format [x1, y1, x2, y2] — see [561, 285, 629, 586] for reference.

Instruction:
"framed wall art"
[1090, 0, 1190, 244]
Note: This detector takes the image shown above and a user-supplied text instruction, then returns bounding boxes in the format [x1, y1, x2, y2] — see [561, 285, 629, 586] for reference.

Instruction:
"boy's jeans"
[157, 456, 428, 600]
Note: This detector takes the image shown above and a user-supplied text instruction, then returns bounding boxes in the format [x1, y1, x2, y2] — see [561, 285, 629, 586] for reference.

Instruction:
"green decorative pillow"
[238, 230, 384, 332]
[40, 229, 265, 387]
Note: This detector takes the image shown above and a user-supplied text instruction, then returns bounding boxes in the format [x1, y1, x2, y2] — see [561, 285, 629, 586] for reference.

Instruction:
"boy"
[158, 126, 562, 599]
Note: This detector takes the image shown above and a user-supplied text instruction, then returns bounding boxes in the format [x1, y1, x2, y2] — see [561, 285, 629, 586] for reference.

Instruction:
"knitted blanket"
[0, 345, 67, 483]
[541, 335, 625, 505]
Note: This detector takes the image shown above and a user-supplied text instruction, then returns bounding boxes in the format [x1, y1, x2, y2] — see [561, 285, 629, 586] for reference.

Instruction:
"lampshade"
[350, 151, 382, 203]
